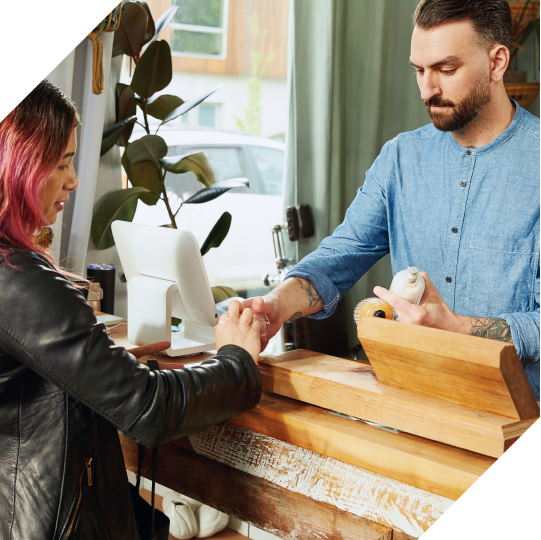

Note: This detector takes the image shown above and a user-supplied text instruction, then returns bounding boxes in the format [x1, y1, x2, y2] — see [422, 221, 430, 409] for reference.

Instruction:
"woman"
[0, 81, 262, 540]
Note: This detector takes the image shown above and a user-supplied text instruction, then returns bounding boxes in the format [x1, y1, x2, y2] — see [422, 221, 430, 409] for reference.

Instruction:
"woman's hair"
[0, 80, 80, 264]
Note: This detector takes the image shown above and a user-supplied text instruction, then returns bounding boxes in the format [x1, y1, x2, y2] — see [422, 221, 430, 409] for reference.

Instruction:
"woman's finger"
[127, 341, 171, 358]
[227, 300, 241, 319]
[240, 307, 253, 326]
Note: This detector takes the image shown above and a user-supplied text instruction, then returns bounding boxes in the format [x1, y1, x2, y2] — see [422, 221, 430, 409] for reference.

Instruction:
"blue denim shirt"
[286, 102, 540, 399]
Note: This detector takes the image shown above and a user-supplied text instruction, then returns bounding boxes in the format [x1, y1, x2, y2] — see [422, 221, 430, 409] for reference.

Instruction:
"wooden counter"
[109, 321, 505, 539]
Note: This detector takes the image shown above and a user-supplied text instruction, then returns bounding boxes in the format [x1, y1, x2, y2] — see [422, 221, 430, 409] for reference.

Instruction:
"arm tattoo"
[470, 318, 513, 343]
[293, 277, 322, 308]
[288, 311, 302, 322]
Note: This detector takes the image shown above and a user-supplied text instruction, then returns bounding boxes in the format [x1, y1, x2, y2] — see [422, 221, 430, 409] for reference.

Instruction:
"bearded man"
[244, 0, 540, 399]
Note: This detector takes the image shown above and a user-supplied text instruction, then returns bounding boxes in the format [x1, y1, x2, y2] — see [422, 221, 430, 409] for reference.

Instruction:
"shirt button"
[466, 150, 472, 155]
[452, 227, 458, 233]
[460, 181, 466, 187]
[446, 276, 452, 283]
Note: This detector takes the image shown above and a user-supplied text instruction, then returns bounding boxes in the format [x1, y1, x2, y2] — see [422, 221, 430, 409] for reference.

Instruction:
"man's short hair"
[413, 0, 512, 51]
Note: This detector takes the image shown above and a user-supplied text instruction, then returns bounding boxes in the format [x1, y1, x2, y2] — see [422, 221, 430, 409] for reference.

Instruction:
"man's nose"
[419, 72, 441, 102]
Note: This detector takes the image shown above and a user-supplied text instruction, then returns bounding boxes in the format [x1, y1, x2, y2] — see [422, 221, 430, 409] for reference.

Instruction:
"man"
[244, 0, 540, 399]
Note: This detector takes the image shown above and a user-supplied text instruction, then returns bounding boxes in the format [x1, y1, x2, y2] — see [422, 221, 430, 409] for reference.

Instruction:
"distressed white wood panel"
[189, 424, 453, 538]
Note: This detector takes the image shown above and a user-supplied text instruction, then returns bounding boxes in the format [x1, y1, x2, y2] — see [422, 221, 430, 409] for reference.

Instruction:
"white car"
[132, 129, 285, 291]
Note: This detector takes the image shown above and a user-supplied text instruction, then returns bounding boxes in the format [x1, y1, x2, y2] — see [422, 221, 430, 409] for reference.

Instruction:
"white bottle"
[389, 267, 425, 305]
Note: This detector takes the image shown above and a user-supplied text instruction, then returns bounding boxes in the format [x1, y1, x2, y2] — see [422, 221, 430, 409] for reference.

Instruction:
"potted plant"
[505, 0, 540, 107]
[92, 0, 248, 261]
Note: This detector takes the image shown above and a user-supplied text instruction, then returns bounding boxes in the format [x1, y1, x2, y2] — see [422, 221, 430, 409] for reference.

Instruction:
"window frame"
[169, 0, 229, 60]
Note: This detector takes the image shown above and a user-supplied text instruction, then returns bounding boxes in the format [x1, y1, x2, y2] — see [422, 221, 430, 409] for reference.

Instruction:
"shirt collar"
[446, 99, 523, 157]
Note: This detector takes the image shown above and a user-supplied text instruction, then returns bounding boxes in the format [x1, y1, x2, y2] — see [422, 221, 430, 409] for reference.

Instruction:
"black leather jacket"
[0, 250, 262, 540]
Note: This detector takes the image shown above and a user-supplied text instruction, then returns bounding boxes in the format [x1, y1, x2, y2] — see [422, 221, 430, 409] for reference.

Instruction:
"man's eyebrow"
[62, 152, 75, 159]
[409, 55, 463, 69]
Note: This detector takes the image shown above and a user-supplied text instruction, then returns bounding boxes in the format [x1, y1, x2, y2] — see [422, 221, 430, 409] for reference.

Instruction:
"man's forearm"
[454, 315, 513, 344]
[266, 277, 324, 322]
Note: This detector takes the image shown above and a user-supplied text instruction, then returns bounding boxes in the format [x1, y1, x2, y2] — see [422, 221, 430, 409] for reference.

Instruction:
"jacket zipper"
[64, 457, 93, 539]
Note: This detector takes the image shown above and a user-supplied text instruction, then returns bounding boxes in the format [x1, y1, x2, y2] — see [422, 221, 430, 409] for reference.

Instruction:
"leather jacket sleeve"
[0, 251, 262, 447]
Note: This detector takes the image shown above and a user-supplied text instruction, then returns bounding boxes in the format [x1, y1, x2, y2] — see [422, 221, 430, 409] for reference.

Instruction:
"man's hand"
[215, 300, 261, 363]
[241, 296, 283, 352]
[374, 272, 513, 343]
[374, 272, 463, 331]
[127, 341, 171, 359]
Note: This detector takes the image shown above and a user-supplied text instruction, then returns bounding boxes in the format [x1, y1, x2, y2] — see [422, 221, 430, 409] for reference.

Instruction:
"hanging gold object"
[87, 4, 123, 95]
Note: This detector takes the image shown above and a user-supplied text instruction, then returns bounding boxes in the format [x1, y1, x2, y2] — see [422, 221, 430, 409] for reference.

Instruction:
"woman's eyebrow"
[62, 152, 75, 159]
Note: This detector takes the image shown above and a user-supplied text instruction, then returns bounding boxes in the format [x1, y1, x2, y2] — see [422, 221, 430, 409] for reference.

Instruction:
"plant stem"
[142, 98, 151, 135]
[157, 167, 177, 228]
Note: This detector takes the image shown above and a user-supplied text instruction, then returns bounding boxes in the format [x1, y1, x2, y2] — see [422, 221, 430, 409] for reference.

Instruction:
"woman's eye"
[58, 165, 68, 171]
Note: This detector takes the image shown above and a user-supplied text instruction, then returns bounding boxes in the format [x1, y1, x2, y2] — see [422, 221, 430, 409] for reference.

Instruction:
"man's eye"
[441, 69, 457, 75]
[414, 69, 423, 75]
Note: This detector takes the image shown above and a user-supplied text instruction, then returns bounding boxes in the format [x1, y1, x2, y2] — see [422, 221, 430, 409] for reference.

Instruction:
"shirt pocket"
[464, 234, 538, 317]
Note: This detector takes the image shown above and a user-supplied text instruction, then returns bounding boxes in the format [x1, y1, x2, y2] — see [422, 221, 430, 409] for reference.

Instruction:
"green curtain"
[285, 0, 430, 347]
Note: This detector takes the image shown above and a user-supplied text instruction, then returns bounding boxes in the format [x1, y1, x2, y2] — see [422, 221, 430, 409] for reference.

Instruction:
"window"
[198, 104, 217, 128]
[170, 0, 228, 59]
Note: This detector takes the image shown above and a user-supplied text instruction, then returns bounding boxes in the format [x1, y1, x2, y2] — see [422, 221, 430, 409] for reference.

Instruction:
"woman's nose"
[66, 169, 79, 191]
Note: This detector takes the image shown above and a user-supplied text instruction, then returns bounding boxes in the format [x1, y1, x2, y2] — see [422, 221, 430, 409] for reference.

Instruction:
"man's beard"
[424, 77, 491, 132]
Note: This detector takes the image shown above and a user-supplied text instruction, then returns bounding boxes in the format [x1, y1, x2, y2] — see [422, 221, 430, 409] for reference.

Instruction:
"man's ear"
[489, 44, 510, 83]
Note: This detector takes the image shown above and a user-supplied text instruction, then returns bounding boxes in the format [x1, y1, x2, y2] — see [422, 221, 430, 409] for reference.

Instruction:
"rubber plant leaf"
[200, 212, 232, 256]
[91, 187, 158, 250]
[184, 178, 249, 204]
[116, 84, 137, 146]
[160, 152, 216, 187]
[100, 116, 137, 156]
[145, 94, 184, 121]
[112, 2, 148, 58]
[126, 134, 168, 164]
[132, 0, 156, 44]
[162, 85, 223, 124]
[130, 40, 172, 99]
[147, 5, 179, 46]
[121, 149, 161, 205]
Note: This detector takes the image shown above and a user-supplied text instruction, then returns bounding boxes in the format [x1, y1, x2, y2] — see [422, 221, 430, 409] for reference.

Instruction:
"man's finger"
[373, 286, 412, 312]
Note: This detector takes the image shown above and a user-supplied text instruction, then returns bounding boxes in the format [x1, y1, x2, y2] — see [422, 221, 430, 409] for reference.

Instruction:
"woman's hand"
[215, 300, 261, 363]
[241, 295, 282, 352]
[127, 341, 171, 359]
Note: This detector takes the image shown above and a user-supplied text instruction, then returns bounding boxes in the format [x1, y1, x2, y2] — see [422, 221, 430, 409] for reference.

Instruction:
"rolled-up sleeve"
[498, 275, 540, 399]
[285, 144, 391, 319]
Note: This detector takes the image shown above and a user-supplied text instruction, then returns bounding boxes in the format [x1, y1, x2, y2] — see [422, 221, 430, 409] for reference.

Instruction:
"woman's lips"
[55, 202, 64, 211]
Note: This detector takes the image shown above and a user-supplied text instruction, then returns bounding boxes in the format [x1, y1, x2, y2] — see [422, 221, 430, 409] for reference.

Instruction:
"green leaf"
[126, 134, 168, 163]
[184, 178, 249, 204]
[131, 40, 172, 99]
[162, 85, 223, 124]
[112, 2, 148, 58]
[132, 0, 156, 44]
[121, 149, 161, 205]
[211, 286, 239, 303]
[116, 84, 137, 145]
[101, 116, 137, 156]
[91, 187, 158, 250]
[148, 5, 179, 46]
[160, 152, 216, 187]
[201, 212, 232, 256]
[145, 94, 184, 120]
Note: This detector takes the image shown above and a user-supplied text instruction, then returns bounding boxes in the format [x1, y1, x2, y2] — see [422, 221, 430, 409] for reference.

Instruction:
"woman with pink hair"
[0, 80, 262, 540]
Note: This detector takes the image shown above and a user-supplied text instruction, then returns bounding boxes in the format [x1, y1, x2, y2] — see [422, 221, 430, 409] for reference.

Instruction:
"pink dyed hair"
[0, 80, 80, 266]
